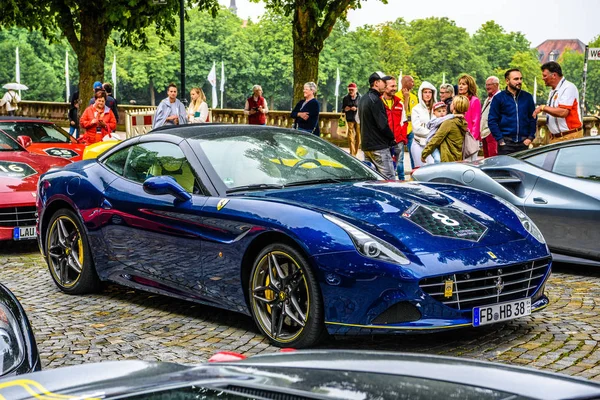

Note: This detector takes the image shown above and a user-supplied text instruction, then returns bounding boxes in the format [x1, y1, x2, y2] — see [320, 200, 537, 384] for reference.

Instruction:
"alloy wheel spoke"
[270, 253, 287, 281]
[284, 303, 305, 327]
[57, 219, 69, 246]
[60, 258, 69, 284]
[48, 245, 63, 259]
[267, 255, 280, 289]
[68, 254, 82, 274]
[289, 293, 306, 323]
[270, 304, 284, 338]
[252, 293, 277, 305]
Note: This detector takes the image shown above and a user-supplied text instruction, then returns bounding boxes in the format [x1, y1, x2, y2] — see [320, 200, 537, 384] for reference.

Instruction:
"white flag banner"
[207, 62, 218, 109]
[533, 77, 537, 105]
[65, 50, 70, 102]
[334, 68, 340, 97]
[442, 72, 446, 85]
[111, 54, 117, 99]
[16, 47, 21, 97]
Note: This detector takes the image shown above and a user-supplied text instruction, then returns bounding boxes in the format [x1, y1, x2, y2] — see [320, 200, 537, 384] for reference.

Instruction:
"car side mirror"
[143, 176, 192, 203]
[17, 135, 32, 148]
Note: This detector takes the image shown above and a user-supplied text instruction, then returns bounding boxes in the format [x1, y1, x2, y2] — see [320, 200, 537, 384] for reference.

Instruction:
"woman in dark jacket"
[291, 82, 320, 136]
[68, 97, 80, 138]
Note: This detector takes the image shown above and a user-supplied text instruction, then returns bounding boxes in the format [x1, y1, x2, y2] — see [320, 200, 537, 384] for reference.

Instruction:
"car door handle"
[533, 197, 547, 204]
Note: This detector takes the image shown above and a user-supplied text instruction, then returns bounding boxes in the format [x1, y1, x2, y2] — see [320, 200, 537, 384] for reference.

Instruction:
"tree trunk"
[70, 12, 109, 108]
[321, 96, 329, 113]
[150, 79, 156, 106]
[269, 95, 274, 111]
[292, 7, 324, 105]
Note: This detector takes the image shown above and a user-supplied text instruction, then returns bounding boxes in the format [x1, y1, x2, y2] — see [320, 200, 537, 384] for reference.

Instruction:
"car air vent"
[419, 257, 550, 310]
[482, 170, 521, 195]
[0, 206, 37, 227]
[224, 385, 317, 400]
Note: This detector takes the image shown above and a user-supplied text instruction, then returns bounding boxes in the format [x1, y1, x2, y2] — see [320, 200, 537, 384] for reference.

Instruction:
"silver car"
[413, 137, 600, 266]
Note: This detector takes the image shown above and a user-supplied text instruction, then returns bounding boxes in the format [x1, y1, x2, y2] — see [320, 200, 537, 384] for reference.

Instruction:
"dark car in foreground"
[0, 350, 599, 399]
[412, 137, 600, 267]
[37, 125, 551, 348]
[0, 283, 41, 376]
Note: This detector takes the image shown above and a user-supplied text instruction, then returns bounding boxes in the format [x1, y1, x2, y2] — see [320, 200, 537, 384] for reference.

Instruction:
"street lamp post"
[179, 0, 186, 105]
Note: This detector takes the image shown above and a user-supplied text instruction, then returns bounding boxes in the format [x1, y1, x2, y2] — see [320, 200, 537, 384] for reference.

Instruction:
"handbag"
[462, 130, 479, 159]
[337, 113, 348, 138]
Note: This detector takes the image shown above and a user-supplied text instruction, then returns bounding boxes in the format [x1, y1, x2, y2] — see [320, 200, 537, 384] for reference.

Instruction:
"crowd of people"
[343, 61, 583, 180]
[1, 60, 583, 158]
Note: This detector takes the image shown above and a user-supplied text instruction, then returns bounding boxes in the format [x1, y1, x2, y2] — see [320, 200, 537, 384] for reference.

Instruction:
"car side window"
[104, 147, 130, 176]
[523, 150, 556, 171]
[117, 142, 203, 194]
[552, 144, 600, 180]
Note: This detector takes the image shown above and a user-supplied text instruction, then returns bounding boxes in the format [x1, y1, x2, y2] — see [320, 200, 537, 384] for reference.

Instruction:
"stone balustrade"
[2, 101, 598, 147]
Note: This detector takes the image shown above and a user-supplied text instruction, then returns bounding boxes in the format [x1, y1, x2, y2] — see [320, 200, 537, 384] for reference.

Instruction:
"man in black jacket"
[359, 71, 396, 179]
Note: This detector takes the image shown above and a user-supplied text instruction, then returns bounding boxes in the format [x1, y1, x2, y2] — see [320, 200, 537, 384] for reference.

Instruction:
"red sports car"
[0, 131, 70, 241]
[0, 117, 86, 161]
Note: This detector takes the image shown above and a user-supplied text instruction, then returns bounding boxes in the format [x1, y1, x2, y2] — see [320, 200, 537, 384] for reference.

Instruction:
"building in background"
[536, 39, 585, 64]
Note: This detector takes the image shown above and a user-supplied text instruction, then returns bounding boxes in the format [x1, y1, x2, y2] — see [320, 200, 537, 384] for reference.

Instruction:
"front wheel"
[45, 208, 100, 294]
[249, 243, 325, 348]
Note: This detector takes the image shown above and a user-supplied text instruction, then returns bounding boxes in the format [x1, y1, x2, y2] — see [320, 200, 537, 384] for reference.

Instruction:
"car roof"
[0, 116, 54, 124]
[513, 136, 600, 158]
[148, 123, 295, 139]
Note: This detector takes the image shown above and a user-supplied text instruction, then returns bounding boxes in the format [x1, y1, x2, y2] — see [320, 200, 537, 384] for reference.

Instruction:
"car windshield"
[0, 132, 21, 151]
[0, 122, 72, 144]
[190, 129, 382, 191]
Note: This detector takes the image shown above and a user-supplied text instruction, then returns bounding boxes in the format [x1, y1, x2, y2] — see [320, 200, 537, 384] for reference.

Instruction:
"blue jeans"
[407, 131, 415, 169]
[392, 142, 405, 180]
[69, 126, 79, 139]
[364, 149, 395, 180]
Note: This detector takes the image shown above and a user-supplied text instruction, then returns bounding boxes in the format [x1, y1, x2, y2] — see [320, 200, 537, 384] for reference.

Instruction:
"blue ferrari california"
[37, 125, 551, 348]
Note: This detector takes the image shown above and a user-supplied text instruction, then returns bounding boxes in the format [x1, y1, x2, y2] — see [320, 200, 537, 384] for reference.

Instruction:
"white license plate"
[13, 226, 36, 241]
[473, 298, 531, 326]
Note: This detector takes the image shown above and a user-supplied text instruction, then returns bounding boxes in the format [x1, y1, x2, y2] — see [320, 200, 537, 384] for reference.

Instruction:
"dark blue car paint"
[37, 128, 551, 335]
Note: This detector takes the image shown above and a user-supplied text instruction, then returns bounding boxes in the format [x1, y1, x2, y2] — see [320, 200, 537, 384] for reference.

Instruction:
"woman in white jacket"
[410, 81, 437, 167]
[187, 87, 210, 123]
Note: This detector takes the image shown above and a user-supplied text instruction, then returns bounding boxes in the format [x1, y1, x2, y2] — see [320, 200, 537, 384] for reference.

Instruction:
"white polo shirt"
[545, 78, 582, 134]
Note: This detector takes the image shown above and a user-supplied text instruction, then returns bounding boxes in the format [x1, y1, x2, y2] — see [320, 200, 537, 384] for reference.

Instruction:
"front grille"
[419, 258, 550, 310]
[0, 206, 37, 227]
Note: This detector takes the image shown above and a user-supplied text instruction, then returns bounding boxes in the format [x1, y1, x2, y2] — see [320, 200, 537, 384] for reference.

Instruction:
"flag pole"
[65, 50, 70, 102]
[111, 54, 117, 100]
[220, 61, 224, 109]
[335, 68, 340, 113]
[16, 47, 21, 98]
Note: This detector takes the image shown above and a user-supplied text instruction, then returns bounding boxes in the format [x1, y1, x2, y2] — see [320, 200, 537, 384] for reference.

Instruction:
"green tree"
[252, 0, 387, 103]
[0, 28, 65, 102]
[0, 0, 219, 104]
[406, 17, 488, 90]
[473, 21, 531, 72]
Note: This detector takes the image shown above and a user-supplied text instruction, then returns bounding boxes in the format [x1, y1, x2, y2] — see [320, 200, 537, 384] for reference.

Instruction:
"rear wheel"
[249, 243, 325, 348]
[45, 208, 100, 294]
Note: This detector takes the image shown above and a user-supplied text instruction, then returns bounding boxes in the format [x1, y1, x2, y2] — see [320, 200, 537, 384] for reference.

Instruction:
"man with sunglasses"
[533, 61, 582, 144]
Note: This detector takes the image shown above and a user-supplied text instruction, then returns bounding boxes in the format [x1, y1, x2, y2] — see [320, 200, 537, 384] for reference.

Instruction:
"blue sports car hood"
[252, 181, 524, 253]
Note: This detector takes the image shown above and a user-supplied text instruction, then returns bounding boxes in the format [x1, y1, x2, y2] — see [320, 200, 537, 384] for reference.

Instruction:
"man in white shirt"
[533, 61, 583, 144]
[480, 76, 500, 157]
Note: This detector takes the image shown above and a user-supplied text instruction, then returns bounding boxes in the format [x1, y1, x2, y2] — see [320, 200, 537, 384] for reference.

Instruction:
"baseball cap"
[433, 101, 446, 111]
[348, 82, 357, 88]
[93, 81, 103, 90]
[368, 71, 392, 86]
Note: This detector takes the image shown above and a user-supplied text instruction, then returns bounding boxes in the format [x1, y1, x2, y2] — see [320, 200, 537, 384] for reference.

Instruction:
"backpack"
[9, 93, 18, 108]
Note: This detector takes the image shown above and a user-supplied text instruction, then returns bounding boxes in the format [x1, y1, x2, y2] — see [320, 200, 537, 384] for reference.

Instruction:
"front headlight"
[324, 214, 410, 265]
[493, 196, 545, 244]
[0, 304, 25, 375]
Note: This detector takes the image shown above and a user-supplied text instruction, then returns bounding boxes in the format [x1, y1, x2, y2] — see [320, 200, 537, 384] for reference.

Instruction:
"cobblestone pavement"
[2, 242, 600, 381]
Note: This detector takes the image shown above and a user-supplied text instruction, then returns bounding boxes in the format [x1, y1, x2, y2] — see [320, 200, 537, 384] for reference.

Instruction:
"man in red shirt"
[382, 78, 408, 180]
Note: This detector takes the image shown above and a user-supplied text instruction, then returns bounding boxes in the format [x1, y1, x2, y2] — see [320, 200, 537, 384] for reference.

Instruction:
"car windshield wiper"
[226, 183, 285, 193]
[285, 177, 366, 187]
